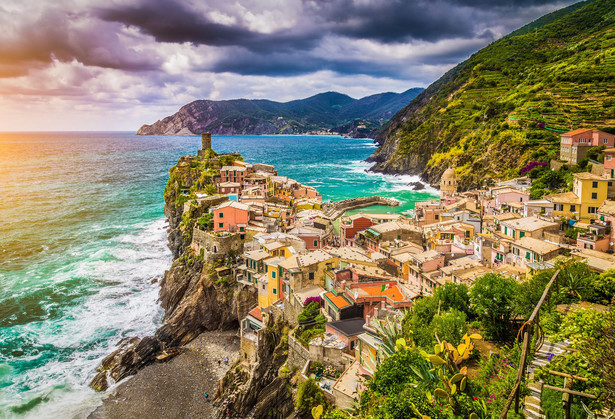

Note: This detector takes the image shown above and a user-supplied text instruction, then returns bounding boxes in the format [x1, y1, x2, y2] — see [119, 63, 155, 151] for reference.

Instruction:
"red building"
[340, 215, 376, 246]
[220, 166, 247, 185]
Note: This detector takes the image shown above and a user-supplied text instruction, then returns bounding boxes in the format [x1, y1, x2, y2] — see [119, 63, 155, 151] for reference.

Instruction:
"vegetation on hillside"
[374, 0, 615, 189]
[307, 262, 615, 418]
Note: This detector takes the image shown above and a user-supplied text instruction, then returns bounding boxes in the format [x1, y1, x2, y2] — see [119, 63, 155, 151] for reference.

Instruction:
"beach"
[89, 330, 240, 419]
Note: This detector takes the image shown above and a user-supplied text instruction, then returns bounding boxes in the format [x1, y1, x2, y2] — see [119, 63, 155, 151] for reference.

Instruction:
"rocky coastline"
[89, 153, 262, 417]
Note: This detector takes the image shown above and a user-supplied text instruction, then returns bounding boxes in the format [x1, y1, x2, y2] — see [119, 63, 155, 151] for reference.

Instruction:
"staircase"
[523, 339, 569, 419]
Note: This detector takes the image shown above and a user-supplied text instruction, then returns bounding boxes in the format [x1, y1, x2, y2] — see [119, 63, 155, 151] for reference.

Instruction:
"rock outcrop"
[215, 311, 295, 419]
[90, 255, 257, 391]
[90, 153, 257, 391]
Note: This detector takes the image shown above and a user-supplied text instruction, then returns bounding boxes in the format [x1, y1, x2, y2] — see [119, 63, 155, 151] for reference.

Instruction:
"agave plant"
[373, 315, 411, 360]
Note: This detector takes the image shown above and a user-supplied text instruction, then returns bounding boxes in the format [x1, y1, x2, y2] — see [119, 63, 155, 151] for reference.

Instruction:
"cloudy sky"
[0, 0, 577, 131]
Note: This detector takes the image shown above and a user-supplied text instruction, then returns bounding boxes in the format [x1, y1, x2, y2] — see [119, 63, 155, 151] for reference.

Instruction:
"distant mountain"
[369, 0, 615, 189]
[136, 88, 423, 137]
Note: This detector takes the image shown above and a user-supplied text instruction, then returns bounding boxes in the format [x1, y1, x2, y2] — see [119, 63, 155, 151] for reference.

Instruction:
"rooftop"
[413, 250, 443, 263]
[562, 128, 593, 136]
[599, 200, 615, 215]
[513, 236, 561, 254]
[494, 212, 522, 222]
[244, 249, 271, 261]
[324, 292, 352, 310]
[546, 191, 580, 205]
[573, 172, 608, 181]
[351, 282, 409, 303]
[220, 165, 247, 172]
[296, 250, 335, 267]
[248, 306, 263, 322]
[501, 216, 558, 232]
[327, 318, 366, 337]
[213, 200, 251, 211]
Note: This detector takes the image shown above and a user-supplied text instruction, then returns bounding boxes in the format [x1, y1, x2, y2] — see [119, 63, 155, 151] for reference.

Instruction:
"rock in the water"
[408, 181, 425, 191]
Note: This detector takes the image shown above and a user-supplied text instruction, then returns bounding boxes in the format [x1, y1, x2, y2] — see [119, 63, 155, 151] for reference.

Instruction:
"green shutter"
[520, 232, 525, 238]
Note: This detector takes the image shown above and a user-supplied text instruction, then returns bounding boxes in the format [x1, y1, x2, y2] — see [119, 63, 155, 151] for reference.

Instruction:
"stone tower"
[201, 132, 212, 150]
[440, 167, 458, 198]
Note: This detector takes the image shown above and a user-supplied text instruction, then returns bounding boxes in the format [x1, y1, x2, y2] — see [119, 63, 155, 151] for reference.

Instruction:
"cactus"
[422, 333, 482, 415]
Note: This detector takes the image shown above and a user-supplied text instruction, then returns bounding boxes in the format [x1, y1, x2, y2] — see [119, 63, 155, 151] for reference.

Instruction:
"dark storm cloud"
[96, 0, 321, 53]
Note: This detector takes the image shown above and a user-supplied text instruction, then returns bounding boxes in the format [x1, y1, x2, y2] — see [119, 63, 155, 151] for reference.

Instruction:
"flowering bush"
[304, 296, 323, 306]
[520, 161, 547, 175]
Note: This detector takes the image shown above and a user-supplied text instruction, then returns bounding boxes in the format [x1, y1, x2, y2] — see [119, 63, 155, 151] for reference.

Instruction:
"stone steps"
[523, 339, 568, 419]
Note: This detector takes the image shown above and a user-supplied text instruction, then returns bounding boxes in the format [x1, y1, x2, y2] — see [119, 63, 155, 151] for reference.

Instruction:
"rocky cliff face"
[215, 312, 295, 419]
[90, 154, 257, 391]
[368, 0, 615, 189]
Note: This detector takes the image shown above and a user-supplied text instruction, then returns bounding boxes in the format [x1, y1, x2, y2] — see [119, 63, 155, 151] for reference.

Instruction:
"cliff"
[136, 89, 422, 137]
[90, 153, 257, 391]
[369, 0, 615, 189]
[215, 310, 295, 419]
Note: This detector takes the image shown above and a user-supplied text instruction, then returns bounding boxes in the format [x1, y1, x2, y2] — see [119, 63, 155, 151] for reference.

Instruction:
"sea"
[0, 132, 437, 418]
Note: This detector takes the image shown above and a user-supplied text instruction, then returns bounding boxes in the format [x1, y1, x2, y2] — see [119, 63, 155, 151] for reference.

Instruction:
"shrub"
[295, 378, 325, 413]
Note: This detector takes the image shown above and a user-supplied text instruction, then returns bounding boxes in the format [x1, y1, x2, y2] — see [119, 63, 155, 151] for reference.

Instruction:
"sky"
[0, 0, 578, 131]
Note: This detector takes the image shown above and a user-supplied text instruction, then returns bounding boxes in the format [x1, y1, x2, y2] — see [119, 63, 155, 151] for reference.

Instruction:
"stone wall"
[191, 227, 242, 261]
[287, 334, 351, 372]
[323, 196, 400, 219]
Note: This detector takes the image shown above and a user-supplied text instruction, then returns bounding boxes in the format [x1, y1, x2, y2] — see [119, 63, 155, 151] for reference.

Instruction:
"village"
[183, 130, 615, 412]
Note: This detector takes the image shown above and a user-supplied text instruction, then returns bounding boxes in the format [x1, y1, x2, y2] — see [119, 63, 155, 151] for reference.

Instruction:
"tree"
[433, 283, 472, 317]
[470, 273, 519, 340]
[296, 379, 325, 414]
[582, 308, 615, 410]
[591, 269, 615, 305]
[431, 309, 468, 345]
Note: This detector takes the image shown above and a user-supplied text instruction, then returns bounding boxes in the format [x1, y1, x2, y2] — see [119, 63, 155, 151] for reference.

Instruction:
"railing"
[499, 269, 560, 418]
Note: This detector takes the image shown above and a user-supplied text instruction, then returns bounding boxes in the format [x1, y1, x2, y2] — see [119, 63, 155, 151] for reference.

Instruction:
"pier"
[322, 196, 400, 220]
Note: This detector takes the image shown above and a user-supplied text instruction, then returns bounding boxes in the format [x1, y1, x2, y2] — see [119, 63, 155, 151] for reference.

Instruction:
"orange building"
[213, 201, 250, 232]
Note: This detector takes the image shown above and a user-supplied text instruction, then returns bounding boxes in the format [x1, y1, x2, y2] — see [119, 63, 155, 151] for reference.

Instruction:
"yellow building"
[547, 191, 580, 220]
[259, 256, 286, 308]
[572, 172, 609, 222]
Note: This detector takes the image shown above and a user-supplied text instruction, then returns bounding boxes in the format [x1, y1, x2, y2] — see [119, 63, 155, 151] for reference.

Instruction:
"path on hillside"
[523, 339, 569, 419]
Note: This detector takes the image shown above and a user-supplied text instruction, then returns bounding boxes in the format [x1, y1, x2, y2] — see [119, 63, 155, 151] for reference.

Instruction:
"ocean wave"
[0, 217, 170, 418]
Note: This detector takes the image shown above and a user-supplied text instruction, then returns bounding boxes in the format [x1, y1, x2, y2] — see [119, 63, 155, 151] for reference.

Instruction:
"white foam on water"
[346, 160, 439, 195]
[1, 218, 171, 419]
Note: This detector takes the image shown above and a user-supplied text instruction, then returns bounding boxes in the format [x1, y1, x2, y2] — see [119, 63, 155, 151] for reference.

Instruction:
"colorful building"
[220, 165, 247, 185]
[212, 201, 250, 233]
[560, 129, 614, 164]
[572, 172, 609, 222]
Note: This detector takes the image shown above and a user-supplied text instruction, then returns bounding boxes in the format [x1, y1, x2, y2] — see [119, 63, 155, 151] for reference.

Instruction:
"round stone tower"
[440, 167, 458, 198]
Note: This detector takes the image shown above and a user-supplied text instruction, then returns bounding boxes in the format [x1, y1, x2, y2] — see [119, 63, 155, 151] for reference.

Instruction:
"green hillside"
[370, 0, 615, 189]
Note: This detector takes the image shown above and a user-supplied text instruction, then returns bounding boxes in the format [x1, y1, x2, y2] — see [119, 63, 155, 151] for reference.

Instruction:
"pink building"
[493, 188, 530, 210]
[604, 148, 615, 179]
[292, 186, 321, 200]
[220, 166, 247, 185]
[213, 201, 250, 232]
[560, 129, 615, 165]
[287, 226, 328, 250]
[217, 182, 241, 195]
[598, 200, 615, 252]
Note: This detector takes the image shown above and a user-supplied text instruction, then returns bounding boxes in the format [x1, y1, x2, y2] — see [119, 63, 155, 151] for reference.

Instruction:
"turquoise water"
[0, 132, 436, 418]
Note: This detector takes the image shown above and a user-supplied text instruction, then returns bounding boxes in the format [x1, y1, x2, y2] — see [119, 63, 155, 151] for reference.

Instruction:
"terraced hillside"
[370, 0, 615, 189]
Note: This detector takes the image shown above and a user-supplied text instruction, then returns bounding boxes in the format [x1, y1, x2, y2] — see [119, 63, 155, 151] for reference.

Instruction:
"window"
[309, 272, 315, 280]
[513, 247, 519, 256]
[520, 231, 525, 238]
[607, 156, 613, 161]
[272, 271, 276, 279]
[239, 226, 244, 232]
[592, 181, 598, 188]
[219, 212, 224, 218]
[218, 223, 224, 228]
[313, 240, 318, 247]
[273, 288, 277, 294]
[588, 206, 598, 214]
[525, 251, 531, 260]
[605, 138, 609, 144]
[554, 204, 564, 211]
[592, 193, 598, 199]
[435, 214, 439, 220]
[570, 205, 576, 212]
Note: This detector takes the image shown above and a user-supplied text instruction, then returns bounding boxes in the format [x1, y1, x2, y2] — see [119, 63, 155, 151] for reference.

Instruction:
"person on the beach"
[218, 359, 221, 366]
[224, 356, 229, 365]
[204, 393, 209, 402]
